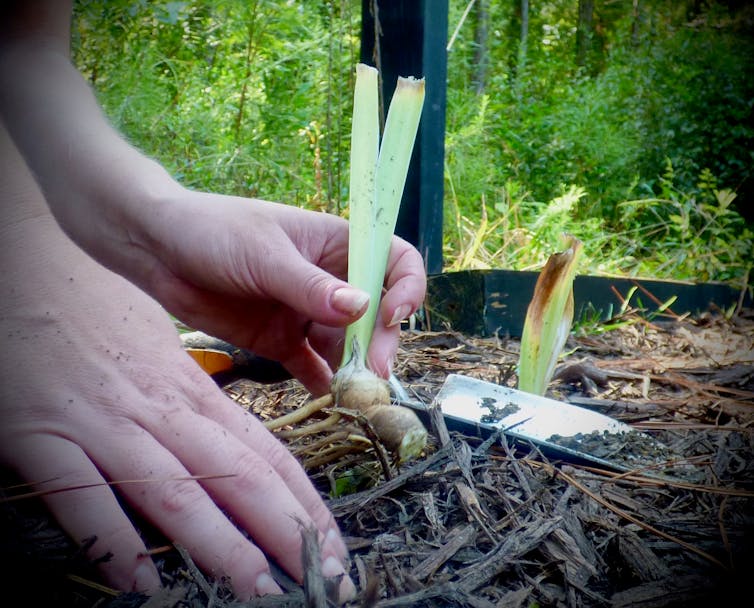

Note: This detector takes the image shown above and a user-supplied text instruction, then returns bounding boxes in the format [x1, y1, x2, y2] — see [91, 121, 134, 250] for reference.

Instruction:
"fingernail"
[133, 561, 160, 594]
[321, 555, 344, 578]
[388, 304, 412, 327]
[325, 526, 349, 560]
[255, 571, 282, 596]
[322, 556, 356, 601]
[331, 287, 369, 317]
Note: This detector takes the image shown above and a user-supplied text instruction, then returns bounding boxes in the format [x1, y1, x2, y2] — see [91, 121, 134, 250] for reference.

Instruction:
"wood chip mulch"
[2, 309, 753, 607]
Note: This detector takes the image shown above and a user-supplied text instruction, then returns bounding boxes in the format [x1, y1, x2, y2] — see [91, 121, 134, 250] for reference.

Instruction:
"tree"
[576, 0, 594, 69]
[473, 0, 489, 94]
[518, 0, 529, 77]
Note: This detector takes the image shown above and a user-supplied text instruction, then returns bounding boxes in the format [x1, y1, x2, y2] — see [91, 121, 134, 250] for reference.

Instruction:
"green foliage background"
[72, 0, 753, 284]
[73, 0, 357, 212]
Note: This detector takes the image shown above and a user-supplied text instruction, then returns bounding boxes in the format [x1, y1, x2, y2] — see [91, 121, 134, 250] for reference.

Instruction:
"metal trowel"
[398, 373, 680, 475]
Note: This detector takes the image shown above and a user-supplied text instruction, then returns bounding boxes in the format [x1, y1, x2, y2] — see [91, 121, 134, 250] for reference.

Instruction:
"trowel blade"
[433, 373, 673, 474]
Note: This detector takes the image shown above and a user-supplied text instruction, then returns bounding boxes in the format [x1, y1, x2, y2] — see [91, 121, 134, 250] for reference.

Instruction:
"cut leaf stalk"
[341, 63, 380, 365]
[340, 67, 426, 367]
[331, 63, 427, 462]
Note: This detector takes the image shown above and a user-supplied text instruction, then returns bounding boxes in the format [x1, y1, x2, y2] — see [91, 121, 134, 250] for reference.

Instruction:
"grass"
[443, 164, 753, 296]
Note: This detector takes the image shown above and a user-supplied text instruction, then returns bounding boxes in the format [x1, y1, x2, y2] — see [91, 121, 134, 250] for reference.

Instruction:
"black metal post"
[360, 0, 448, 274]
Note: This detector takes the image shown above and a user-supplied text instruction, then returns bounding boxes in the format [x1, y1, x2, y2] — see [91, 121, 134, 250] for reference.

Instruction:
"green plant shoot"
[330, 64, 427, 463]
[518, 235, 583, 395]
[341, 64, 425, 366]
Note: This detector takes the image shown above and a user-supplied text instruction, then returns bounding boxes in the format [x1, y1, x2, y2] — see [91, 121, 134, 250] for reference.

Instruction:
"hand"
[1, 2, 424, 601]
[127, 188, 426, 395]
[0, 8, 426, 397]
[0, 211, 354, 600]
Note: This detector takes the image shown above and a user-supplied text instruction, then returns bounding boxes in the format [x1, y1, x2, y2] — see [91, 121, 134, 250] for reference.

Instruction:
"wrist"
[90, 160, 186, 288]
[0, 39, 183, 285]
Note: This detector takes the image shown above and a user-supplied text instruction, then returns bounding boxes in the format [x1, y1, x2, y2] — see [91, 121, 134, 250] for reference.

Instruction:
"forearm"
[0, 3, 182, 284]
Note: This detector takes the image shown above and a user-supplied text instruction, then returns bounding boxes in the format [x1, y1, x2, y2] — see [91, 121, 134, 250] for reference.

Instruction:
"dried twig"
[175, 543, 216, 602]
[528, 460, 727, 569]
[0, 473, 236, 503]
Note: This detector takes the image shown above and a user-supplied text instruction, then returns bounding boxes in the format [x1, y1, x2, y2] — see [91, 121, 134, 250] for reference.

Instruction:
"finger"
[5, 433, 160, 594]
[366, 321, 402, 378]
[83, 423, 283, 599]
[280, 339, 335, 396]
[164, 367, 354, 601]
[255, 242, 370, 328]
[380, 237, 427, 328]
[130, 402, 353, 595]
[306, 323, 347, 373]
[184, 375, 349, 561]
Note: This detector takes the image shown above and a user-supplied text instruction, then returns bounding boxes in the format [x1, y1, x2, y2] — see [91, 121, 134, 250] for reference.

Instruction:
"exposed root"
[263, 393, 333, 431]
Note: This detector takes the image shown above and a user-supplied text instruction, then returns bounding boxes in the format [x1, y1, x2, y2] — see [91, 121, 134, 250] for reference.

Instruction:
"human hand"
[0, 208, 354, 599]
[0, 9, 425, 397]
[127, 189, 426, 395]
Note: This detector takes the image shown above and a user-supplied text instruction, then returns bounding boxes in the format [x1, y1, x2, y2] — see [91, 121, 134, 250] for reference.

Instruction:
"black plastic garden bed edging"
[426, 269, 751, 338]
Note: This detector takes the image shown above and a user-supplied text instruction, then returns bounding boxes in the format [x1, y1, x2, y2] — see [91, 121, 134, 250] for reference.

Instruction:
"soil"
[2, 308, 753, 607]
[479, 398, 521, 424]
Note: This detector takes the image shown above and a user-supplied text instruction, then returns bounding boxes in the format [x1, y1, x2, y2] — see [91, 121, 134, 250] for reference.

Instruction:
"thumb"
[256, 253, 369, 327]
